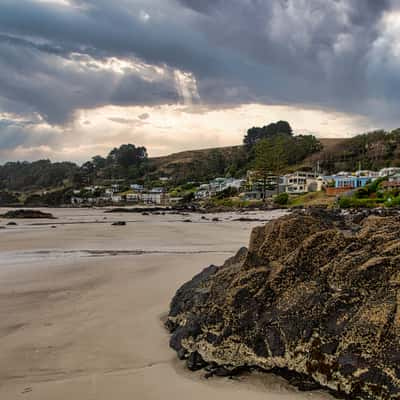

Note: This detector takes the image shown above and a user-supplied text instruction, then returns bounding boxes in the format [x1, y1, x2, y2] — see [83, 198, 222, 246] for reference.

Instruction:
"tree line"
[0, 121, 322, 194]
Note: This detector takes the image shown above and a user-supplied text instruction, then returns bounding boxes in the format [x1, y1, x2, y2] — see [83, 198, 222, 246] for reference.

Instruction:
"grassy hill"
[147, 145, 247, 183]
[306, 130, 400, 173]
[147, 139, 351, 180]
[148, 131, 400, 181]
[149, 146, 242, 174]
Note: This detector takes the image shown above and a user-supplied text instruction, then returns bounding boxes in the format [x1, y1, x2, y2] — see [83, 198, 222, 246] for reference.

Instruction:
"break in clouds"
[1, 0, 400, 161]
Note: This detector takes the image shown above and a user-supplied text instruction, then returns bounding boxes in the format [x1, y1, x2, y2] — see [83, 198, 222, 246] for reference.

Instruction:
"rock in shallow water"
[0, 209, 55, 219]
[166, 209, 400, 399]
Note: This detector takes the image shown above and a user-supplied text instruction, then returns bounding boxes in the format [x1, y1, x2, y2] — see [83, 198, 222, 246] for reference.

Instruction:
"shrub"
[385, 196, 400, 207]
[215, 187, 238, 199]
[367, 177, 387, 193]
[274, 192, 289, 205]
[338, 196, 376, 208]
[354, 187, 369, 199]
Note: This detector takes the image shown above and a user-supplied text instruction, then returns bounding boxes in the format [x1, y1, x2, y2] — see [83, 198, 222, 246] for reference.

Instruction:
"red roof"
[382, 181, 400, 188]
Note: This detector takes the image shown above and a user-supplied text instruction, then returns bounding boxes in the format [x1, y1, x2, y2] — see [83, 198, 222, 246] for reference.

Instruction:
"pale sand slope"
[0, 208, 332, 400]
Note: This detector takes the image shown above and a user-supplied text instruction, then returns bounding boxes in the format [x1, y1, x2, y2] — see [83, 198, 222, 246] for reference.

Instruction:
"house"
[194, 178, 245, 199]
[195, 189, 210, 200]
[111, 195, 123, 203]
[142, 189, 168, 205]
[380, 173, 400, 191]
[222, 178, 246, 191]
[151, 187, 165, 194]
[130, 184, 144, 192]
[246, 170, 286, 196]
[126, 193, 141, 202]
[332, 175, 372, 189]
[105, 188, 114, 197]
[284, 171, 319, 194]
[381, 181, 400, 191]
[355, 170, 379, 178]
[379, 167, 400, 177]
[316, 175, 328, 191]
[325, 173, 374, 196]
[111, 184, 120, 193]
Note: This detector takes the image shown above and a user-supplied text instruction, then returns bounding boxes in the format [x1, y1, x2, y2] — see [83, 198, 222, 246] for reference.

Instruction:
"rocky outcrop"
[166, 209, 400, 399]
[0, 209, 55, 219]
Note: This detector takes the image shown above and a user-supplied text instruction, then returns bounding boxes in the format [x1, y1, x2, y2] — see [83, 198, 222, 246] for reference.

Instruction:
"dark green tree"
[107, 144, 147, 169]
[92, 155, 107, 170]
[244, 120, 293, 147]
[254, 136, 288, 201]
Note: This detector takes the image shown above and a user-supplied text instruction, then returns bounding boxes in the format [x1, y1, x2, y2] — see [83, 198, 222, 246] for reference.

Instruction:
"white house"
[222, 178, 246, 191]
[130, 184, 144, 191]
[126, 193, 141, 202]
[355, 170, 379, 178]
[195, 178, 246, 199]
[111, 184, 120, 193]
[111, 195, 123, 203]
[105, 188, 114, 197]
[142, 190, 168, 205]
[195, 189, 210, 200]
[284, 171, 319, 194]
[379, 167, 400, 177]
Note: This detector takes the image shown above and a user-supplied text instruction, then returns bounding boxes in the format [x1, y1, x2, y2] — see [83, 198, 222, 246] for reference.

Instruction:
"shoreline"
[0, 207, 332, 400]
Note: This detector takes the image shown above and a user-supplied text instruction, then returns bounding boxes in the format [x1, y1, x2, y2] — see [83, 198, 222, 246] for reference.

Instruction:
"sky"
[1, 0, 400, 163]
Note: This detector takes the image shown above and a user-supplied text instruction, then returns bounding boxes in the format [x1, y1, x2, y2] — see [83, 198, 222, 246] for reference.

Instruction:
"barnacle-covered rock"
[166, 209, 400, 399]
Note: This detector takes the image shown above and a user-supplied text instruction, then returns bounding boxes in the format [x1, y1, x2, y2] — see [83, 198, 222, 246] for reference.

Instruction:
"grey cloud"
[0, 0, 399, 137]
[0, 119, 57, 150]
[108, 117, 148, 127]
[0, 36, 178, 124]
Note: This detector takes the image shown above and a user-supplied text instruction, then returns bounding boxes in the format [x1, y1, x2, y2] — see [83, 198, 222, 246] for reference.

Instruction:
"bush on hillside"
[385, 196, 400, 207]
[274, 192, 289, 206]
[338, 197, 377, 208]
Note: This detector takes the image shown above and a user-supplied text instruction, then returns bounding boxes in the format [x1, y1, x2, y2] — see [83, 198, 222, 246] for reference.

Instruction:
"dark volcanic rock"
[166, 210, 400, 399]
[111, 221, 126, 226]
[0, 209, 55, 219]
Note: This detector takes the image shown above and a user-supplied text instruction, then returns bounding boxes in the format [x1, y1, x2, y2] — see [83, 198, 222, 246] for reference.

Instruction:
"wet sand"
[0, 208, 332, 400]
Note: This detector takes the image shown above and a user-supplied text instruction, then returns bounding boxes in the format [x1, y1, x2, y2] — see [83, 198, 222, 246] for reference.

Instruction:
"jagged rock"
[0, 209, 55, 219]
[186, 351, 207, 371]
[111, 221, 126, 226]
[166, 209, 400, 399]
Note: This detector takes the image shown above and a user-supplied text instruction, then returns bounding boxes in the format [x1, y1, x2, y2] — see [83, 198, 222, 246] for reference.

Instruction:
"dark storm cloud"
[0, 118, 56, 150]
[0, 0, 399, 131]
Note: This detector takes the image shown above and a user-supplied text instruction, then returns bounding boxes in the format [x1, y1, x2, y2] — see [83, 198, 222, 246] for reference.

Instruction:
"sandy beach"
[0, 208, 332, 400]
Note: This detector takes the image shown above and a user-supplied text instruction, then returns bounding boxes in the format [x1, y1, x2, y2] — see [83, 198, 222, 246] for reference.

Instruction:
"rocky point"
[166, 209, 400, 399]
